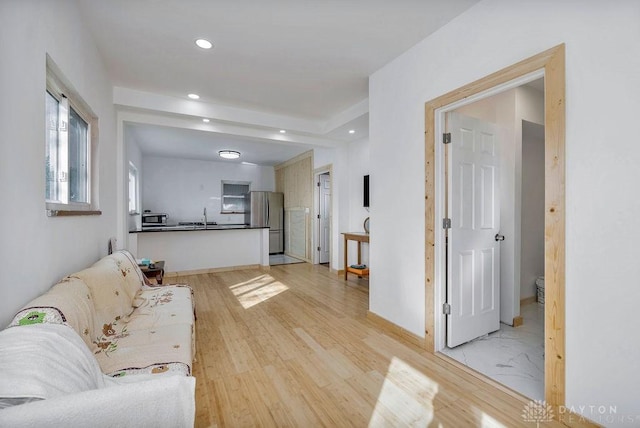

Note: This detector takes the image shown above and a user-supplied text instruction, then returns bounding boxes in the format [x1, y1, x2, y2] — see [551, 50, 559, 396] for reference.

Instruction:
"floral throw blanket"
[9, 250, 195, 379]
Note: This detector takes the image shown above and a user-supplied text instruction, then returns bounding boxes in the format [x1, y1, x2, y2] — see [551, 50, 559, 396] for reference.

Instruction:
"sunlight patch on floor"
[369, 357, 438, 427]
[479, 411, 507, 427]
[230, 274, 289, 309]
[229, 274, 275, 295]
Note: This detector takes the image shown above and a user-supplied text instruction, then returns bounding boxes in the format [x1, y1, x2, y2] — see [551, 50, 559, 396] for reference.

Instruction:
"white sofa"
[0, 250, 196, 427]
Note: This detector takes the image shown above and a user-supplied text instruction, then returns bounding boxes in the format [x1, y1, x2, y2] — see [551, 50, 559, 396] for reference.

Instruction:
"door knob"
[495, 233, 505, 241]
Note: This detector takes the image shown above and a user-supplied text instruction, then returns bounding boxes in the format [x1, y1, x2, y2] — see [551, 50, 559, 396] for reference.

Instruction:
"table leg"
[357, 242, 362, 278]
[344, 234, 348, 280]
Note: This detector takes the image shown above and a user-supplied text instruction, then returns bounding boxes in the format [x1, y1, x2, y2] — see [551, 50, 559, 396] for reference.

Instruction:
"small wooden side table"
[140, 260, 165, 285]
[342, 232, 369, 280]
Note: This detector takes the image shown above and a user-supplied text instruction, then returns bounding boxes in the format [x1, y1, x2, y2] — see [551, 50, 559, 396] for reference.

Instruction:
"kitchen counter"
[128, 227, 269, 274]
[129, 224, 268, 233]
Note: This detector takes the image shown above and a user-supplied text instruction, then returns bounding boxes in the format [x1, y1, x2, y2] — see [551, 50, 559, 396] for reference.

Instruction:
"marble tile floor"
[269, 254, 306, 266]
[441, 302, 545, 400]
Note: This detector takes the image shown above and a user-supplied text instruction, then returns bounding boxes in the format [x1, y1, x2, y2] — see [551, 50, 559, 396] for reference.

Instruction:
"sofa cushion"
[90, 256, 138, 301]
[0, 323, 105, 407]
[107, 250, 147, 299]
[93, 323, 193, 376]
[73, 260, 134, 333]
[128, 285, 194, 330]
[10, 276, 96, 349]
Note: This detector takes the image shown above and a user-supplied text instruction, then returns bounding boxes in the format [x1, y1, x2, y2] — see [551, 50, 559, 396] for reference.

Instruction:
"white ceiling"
[126, 122, 309, 166]
[78, 0, 480, 164]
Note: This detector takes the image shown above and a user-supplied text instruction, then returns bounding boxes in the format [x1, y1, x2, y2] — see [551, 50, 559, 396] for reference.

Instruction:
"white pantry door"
[319, 173, 331, 264]
[447, 112, 501, 348]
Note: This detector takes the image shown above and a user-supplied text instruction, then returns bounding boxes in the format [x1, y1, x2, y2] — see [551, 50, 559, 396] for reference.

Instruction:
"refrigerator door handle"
[266, 198, 270, 227]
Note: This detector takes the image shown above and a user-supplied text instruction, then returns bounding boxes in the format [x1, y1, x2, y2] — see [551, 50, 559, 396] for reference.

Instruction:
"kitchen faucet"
[203, 207, 207, 229]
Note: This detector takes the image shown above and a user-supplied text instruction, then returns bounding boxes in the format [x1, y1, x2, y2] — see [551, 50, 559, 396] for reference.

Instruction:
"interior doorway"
[424, 45, 566, 409]
[438, 87, 546, 399]
[314, 166, 332, 267]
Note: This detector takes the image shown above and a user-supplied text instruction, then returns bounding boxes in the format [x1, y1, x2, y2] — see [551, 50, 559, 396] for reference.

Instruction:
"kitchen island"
[128, 225, 270, 275]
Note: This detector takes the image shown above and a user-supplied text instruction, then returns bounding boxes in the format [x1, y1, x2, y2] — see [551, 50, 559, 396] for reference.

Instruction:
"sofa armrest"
[0, 375, 195, 428]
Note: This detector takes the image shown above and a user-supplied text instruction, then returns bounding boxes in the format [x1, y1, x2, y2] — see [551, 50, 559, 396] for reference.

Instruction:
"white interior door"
[319, 173, 331, 264]
[447, 112, 501, 348]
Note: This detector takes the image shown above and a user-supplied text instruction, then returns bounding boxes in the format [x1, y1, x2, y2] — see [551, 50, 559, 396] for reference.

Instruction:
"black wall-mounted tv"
[364, 175, 369, 207]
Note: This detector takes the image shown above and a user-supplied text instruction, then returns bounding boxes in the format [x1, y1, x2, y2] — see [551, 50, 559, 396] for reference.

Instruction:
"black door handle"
[495, 233, 505, 241]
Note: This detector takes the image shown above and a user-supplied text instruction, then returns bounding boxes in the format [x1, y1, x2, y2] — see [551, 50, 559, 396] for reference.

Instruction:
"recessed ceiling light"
[195, 39, 213, 49]
[218, 150, 241, 160]
[349, 129, 355, 134]
[188, 93, 200, 100]
[279, 130, 286, 134]
[202, 118, 210, 123]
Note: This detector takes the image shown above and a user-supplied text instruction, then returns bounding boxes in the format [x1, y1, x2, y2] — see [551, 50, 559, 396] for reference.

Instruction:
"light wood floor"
[174, 264, 594, 427]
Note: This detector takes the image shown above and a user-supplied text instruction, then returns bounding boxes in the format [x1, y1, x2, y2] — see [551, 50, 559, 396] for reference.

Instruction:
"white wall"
[521, 121, 545, 299]
[514, 85, 545, 303]
[369, 0, 640, 421]
[312, 143, 370, 271]
[141, 156, 274, 225]
[313, 147, 335, 171]
[0, 1, 116, 328]
[127, 137, 143, 232]
[346, 138, 370, 266]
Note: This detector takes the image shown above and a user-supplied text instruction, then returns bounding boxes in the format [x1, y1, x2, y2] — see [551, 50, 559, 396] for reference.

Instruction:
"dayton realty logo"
[522, 400, 554, 427]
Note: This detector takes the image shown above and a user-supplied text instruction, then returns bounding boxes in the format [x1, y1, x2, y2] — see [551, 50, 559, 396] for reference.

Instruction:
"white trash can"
[535, 276, 545, 304]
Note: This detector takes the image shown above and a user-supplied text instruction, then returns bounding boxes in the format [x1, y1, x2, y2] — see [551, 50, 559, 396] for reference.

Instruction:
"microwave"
[142, 212, 168, 227]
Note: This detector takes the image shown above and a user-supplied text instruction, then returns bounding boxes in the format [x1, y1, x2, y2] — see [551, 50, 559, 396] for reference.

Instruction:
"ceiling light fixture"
[202, 118, 210, 123]
[349, 129, 355, 134]
[188, 93, 200, 99]
[218, 150, 241, 160]
[279, 130, 286, 134]
[195, 39, 213, 49]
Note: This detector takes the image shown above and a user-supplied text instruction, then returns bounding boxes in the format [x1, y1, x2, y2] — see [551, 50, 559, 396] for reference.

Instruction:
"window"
[128, 162, 139, 214]
[45, 57, 98, 215]
[221, 181, 250, 213]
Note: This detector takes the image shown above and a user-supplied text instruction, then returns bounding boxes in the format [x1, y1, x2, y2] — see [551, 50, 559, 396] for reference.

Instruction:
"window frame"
[221, 180, 251, 214]
[45, 57, 99, 216]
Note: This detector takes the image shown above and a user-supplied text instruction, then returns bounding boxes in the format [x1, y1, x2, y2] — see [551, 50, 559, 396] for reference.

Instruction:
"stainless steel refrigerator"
[244, 191, 284, 254]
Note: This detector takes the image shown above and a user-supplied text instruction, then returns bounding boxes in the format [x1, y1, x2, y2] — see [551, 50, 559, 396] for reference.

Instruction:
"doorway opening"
[424, 45, 566, 409]
[438, 82, 546, 399]
[314, 167, 332, 268]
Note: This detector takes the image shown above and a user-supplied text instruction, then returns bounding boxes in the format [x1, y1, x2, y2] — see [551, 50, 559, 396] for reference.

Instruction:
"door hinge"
[443, 133, 451, 144]
[317, 214, 320, 219]
[442, 218, 451, 229]
[317, 182, 321, 187]
[443, 303, 451, 315]
[317, 246, 321, 251]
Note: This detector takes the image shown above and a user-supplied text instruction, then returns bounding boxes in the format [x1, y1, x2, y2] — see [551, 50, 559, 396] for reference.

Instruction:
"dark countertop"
[129, 224, 269, 234]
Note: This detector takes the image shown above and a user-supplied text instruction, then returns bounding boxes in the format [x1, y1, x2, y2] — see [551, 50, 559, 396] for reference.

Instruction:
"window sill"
[47, 209, 102, 217]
